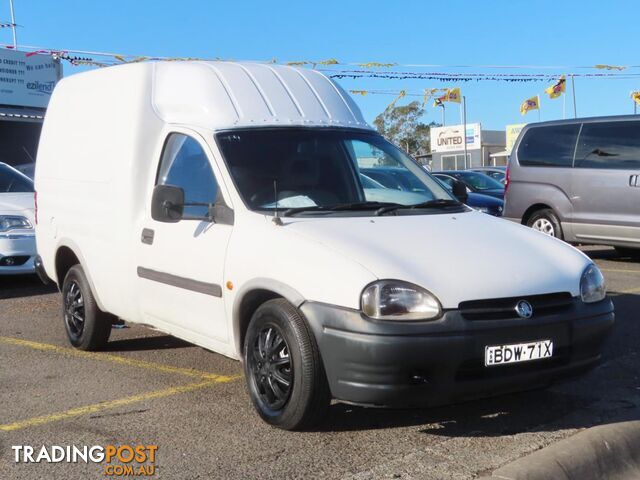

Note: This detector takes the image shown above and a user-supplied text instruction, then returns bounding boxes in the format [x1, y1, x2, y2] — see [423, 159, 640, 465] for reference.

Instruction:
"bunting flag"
[433, 88, 461, 106]
[632, 91, 640, 105]
[433, 94, 446, 107]
[358, 62, 397, 68]
[595, 64, 626, 71]
[544, 75, 566, 99]
[520, 95, 540, 115]
[444, 87, 461, 103]
[350, 90, 367, 96]
[385, 89, 406, 110]
[421, 88, 441, 108]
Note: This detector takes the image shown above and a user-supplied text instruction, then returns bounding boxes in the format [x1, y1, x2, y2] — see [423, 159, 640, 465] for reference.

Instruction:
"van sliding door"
[570, 120, 640, 246]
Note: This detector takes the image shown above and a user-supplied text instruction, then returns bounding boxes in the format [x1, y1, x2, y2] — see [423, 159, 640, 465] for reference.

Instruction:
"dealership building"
[0, 49, 61, 175]
[429, 123, 507, 171]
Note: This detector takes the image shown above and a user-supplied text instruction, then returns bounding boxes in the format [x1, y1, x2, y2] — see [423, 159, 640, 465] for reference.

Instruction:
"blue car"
[433, 173, 504, 216]
[437, 170, 505, 199]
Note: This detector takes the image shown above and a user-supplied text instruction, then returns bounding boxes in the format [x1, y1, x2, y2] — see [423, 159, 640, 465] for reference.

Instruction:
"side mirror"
[152, 185, 184, 223]
[452, 180, 468, 203]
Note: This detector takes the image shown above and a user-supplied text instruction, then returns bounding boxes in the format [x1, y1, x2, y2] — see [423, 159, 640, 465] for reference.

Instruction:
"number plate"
[485, 340, 553, 366]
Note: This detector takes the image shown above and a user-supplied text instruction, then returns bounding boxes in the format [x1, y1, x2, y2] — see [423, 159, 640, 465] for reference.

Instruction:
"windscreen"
[216, 128, 452, 212]
[0, 163, 34, 193]
[456, 171, 504, 191]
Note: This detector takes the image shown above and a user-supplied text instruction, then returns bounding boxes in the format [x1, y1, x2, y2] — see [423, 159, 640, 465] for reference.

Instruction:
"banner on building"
[506, 123, 526, 153]
[431, 123, 481, 153]
[0, 49, 62, 108]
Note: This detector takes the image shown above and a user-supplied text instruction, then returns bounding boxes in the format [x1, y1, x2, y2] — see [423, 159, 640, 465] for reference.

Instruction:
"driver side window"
[157, 134, 219, 218]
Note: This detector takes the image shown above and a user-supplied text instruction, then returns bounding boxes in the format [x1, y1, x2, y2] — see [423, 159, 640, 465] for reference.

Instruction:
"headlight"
[361, 280, 441, 321]
[0, 215, 32, 232]
[580, 264, 606, 303]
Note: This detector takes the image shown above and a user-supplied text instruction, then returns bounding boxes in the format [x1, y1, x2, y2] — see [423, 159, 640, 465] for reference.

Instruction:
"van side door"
[136, 130, 233, 349]
[510, 124, 580, 230]
[570, 120, 640, 245]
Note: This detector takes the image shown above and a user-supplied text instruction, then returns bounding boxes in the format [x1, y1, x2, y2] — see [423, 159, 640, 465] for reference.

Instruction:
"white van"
[35, 62, 614, 430]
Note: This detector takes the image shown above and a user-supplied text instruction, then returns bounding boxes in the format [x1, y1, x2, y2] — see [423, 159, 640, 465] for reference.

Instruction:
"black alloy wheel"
[249, 324, 293, 411]
[64, 280, 85, 339]
[243, 298, 330, 430]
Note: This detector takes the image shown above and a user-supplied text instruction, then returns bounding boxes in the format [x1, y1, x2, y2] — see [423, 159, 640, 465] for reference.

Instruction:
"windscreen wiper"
[282, 201, 401, 217]
[375, 199, 462, 216]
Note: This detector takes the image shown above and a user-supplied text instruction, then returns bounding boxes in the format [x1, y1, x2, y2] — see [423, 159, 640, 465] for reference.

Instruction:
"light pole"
[462, 95, 468, 169]
[9, 0, 17, 48]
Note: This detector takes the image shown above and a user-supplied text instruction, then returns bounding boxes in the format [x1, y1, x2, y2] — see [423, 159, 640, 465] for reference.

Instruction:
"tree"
[373, 101, 439, 157]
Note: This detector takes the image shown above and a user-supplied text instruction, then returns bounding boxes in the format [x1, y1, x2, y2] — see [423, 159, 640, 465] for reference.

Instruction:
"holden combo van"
[504, 116, 640, 256]
[35, 62, 614, 430]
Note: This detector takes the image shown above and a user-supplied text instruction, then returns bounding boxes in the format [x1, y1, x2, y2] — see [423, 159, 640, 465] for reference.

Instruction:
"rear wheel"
[61, 265, 112, 351]
[527, 208, 563, 240]
[243, 298, 330, 430]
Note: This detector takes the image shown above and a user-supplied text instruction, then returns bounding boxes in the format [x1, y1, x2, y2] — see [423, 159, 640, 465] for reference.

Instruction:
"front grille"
[459, 292, 573, 321]
[0, 255, 29, 266]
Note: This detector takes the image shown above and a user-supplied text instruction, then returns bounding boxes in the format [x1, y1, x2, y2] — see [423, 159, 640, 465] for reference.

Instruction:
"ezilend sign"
[0, 49, 62, 109]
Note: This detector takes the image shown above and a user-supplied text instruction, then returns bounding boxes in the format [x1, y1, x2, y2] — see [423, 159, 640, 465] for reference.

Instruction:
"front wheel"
[527, 208, 564, 240]
[243, 298, 330, 430]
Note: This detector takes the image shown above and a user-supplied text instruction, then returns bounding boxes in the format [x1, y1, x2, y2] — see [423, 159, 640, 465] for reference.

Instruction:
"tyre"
[527, 208, 563, 240]
[61, 265, 112, 351]
[243, 298, 330, 430]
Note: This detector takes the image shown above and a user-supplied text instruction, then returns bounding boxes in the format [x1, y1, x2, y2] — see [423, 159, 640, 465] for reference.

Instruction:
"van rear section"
[504, 116, 640, 249]
[35, 63, 163, 321]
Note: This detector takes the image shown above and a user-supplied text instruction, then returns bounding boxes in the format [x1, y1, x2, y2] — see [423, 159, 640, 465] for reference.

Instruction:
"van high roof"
[57, 61, 372, 131]
[522, 114, 640, 129]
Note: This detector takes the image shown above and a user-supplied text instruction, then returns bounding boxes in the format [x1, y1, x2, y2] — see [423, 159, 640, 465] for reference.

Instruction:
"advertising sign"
[0, 49, 61, 108]
[431, 123, 481, 153]
[506, 123, 526, 153]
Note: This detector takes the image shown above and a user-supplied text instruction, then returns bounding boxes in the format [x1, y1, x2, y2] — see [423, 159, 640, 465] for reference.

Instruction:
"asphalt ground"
[0, 246, 639, 480]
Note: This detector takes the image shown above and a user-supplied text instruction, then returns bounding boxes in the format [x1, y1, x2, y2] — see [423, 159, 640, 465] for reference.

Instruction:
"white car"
[0, 162, 36, 274]
[35, 62, 614, 430]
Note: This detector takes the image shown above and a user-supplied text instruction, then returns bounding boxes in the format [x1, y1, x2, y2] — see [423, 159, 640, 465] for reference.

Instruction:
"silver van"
[504, 116, 640, 255]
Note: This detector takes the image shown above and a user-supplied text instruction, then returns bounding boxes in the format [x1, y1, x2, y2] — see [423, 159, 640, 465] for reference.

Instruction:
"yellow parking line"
[0, 380, 218, 432]
[0, 336, 239, 382]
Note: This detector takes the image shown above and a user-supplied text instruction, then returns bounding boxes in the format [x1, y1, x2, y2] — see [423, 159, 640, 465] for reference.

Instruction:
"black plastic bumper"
[34, 255, 52, 285]
[300, 298, 614, 407]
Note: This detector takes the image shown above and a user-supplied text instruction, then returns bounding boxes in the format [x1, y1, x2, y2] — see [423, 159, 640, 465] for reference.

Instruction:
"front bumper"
[0, 232, 36, 275]
[300, 298, 614, 407]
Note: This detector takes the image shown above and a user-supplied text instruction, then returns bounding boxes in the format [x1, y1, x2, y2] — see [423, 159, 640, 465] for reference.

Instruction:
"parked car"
[469, 166, 506, 184]
[0, 162, 36, 274]
[14, 162, 35, 179]
[503, 116, 640, 256]
[438, 170, 505, 199]
[433, 174, 504, 216]
[36, 62, 613, 430]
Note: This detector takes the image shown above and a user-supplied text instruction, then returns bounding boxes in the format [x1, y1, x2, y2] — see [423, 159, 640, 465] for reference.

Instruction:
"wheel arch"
[522, 203, 554, 226]
[54, 240, 106, 311]
[232, 279, 306, 358]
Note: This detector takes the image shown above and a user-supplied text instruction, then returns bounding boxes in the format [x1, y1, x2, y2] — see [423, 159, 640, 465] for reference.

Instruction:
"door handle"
[629, 175, 638, 187]
[141, 228, 155, 245]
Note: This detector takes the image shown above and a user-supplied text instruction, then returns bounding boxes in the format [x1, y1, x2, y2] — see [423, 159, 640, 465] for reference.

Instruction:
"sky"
[5, 0, 640, 130]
